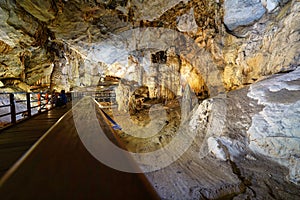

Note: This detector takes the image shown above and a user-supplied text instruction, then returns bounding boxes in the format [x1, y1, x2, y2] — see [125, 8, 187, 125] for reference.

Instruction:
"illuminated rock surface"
[146, 70, 300, 199]
[0, 0, 299, 199]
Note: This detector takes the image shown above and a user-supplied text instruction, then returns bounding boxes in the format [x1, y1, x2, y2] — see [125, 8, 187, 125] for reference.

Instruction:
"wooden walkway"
[0, 98, 160, 200]
[0, 105, 71, 178]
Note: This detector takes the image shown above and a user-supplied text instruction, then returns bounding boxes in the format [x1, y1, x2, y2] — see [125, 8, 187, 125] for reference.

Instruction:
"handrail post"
[10, 93, 16, 124]
[45, 93, 49, 110]
[26, 93, 32, 117]
[37, 93, 41, 113]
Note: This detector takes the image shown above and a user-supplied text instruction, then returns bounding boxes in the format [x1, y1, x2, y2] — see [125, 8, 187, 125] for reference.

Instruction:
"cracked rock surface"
[146, 70, 300, 199]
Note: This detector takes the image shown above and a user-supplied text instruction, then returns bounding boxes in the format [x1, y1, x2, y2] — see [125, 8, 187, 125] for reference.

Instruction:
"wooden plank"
[0, 98, 160, 200]
[0, 105, 70, 178]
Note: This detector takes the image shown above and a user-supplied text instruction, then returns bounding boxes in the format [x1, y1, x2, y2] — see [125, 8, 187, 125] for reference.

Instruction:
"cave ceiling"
[0, 0, 223, 89]
[0, 0, 299, 92]
[1, 0, 220, 55]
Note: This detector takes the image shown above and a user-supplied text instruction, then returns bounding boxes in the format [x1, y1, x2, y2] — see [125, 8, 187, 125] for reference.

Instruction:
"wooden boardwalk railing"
[0, 103, 71, 177]
[0, 92, 53, 126]
[71, 90, 116, 104]
[0, 90, 116, 129]
[0, 97, 160, 200]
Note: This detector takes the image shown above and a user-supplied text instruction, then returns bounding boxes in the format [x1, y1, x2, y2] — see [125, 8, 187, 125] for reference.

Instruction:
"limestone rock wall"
[223, 0, 300, 90]
[147, 69, 300, 199]
[0, 0, 129, 92]
[1, 0, 299, 95]
[114, 48, 209, 111]
[247, 68, 300, 185]
[0, 1, 53, 91]
[0, 0, 299, 198]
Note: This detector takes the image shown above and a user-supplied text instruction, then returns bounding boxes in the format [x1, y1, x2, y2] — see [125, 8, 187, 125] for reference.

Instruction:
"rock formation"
[0, 0, 299, 199]
[0, 0, 298, 93]
[146, 69, 300, 199]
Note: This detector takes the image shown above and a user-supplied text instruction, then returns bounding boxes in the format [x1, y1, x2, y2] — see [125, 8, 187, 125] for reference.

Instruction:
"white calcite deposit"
[247, 68, 300, 185]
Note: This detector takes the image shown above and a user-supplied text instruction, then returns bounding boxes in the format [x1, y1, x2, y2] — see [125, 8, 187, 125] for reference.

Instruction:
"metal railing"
[71, 90, 116, 103]
[0, 92, 53, 125]
[0, 90, 116, 128]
